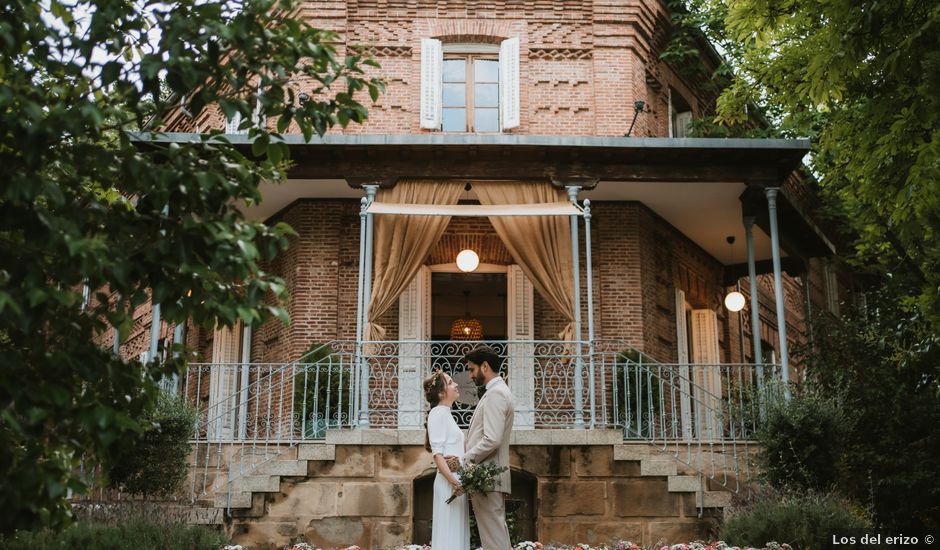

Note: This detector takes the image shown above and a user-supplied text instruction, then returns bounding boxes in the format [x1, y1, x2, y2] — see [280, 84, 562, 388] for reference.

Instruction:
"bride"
[424, 369, 470, 550]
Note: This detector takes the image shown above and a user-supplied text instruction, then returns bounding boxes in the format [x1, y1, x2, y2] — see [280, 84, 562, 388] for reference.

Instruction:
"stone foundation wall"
[229, 437, 722, 550]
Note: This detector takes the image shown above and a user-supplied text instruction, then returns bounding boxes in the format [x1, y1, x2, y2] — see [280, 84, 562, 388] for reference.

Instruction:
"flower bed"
[223, 540, 792, 550]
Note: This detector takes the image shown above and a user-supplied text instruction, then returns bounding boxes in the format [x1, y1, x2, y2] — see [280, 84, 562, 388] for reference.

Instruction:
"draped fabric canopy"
[364, 179, 578, 342]
[473, 181, 577, 341]
[366, 179, 465, 341]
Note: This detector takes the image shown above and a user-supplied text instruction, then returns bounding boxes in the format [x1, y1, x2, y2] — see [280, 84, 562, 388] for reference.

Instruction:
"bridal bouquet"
[446, 462, 508, 504]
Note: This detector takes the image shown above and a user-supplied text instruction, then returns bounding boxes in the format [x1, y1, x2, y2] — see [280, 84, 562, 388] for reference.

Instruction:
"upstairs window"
[442, 55, 499, 132]
[668, 88, 693, 138]
[421, 38, 520, 132]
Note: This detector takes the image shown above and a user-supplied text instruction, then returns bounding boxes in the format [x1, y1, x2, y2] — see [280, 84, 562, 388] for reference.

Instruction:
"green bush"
[720, 490, 871, 550]
[756, 391, 848, 492]
[0, 518, 227, 549]
[107, 393, 197, 497]
[798, 288, 940, 529]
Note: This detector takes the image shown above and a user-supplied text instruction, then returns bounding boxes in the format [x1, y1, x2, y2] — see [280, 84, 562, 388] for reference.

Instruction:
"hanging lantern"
[456, 249, 480, 272]
[450, 290, 484, 340]
[450, 317, 484, 340]
[723, 235, 746, 312]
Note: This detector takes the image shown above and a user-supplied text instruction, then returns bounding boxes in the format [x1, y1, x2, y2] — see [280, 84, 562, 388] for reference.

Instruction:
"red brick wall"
[165, 0, 712, 139]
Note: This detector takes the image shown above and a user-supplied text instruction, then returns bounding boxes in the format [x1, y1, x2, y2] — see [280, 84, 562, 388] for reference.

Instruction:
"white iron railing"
[182, 339, 781, 506]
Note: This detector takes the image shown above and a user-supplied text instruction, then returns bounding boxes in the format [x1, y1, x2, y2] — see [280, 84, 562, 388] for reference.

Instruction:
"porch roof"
[132, 132, 808, 186]
[131, 132, 831, 265]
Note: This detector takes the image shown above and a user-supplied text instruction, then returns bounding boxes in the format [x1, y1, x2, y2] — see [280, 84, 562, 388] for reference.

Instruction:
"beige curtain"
[366, 179, 464, 341]
[474, 181, 576, 340]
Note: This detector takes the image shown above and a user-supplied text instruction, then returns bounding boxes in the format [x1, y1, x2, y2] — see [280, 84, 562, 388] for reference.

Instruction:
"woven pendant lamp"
[450, 290, 483, 340]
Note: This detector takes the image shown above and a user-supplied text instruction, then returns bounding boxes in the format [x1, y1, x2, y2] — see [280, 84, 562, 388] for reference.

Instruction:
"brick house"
[124, 0, 840, 547]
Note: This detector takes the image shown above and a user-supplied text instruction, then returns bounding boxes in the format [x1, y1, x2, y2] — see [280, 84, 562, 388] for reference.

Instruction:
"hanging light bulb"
[724, 235, 746, 312]
[456, 249, 480, 272]
[724, 291, 746, 312]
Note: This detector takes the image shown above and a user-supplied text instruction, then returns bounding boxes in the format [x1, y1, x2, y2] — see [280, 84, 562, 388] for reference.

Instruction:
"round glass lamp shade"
[450, 318, 484, 340]
[724, 291, 746, 312]
[456, 249, 480, 272]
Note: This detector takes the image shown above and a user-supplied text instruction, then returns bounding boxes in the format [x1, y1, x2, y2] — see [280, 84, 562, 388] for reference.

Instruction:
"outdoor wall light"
[723, 235, 746, 312]
[624, 99, 647, 137]
[456, 249, 480, 272]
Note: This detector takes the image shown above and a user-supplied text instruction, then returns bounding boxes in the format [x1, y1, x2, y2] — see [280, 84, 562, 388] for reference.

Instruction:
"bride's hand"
[444, 455, 462, 472]
[450, 482, 464, 497]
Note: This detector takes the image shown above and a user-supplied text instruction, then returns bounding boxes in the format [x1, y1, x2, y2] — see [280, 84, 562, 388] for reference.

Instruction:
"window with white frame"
[668, 88, 693, 138]
[420, 38, 520, 132]
[224, 91, 265, 134]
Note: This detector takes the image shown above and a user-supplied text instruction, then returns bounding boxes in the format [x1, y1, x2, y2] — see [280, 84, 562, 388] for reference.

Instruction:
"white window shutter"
[675, 289, 689, 365]
[507, 265, 535, 428]
[499, 37, 520, 130]
[209, 321, 242, 440]
[225, 111, 243, 134]
[675, 111, 693, 138]
[675, 290, 693, 440]
[690, 309, 720, 364]
[690, 309, 722, 439]
[398, 266, 431, 427]
[508, 264, 534, 340]
[420, 38, 443, 130]
[251, 98, 265, 130]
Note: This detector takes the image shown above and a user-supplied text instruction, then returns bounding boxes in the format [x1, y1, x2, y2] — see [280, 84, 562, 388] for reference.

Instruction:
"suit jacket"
[464, 377, 514, 494]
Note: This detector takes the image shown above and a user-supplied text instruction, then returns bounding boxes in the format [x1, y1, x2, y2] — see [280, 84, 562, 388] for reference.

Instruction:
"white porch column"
[743, 216, 764, 384]
[765, 188, 791, 400]
[149, 302, 161, 361]
[566, 185, 584, 429]
[359, 185, 379, 426]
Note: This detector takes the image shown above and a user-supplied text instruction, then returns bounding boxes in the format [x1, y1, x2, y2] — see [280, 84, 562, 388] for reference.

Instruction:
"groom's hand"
[443, 455, 462, 472]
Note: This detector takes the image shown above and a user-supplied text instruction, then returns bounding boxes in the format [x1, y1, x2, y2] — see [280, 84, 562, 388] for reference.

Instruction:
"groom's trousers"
[471, 491, 512, 550]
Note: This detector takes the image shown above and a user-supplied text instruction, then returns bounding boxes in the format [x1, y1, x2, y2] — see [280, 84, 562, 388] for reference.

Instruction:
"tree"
[0, 0, 382, 534]
[801, 286, 940, 529]
[667, 0, 940, 327]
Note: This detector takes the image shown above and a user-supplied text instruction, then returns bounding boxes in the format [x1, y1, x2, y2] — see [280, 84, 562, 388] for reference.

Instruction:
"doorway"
[431, 272, 507, 340]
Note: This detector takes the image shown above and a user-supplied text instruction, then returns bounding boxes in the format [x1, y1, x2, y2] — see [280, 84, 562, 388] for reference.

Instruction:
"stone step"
[667, 475, 700, 493]
[257, 459, 307, 477]
[698, 490, 733, 508]
[214, 491, 253, 509]
[231, 475, 280, 493]
[298, 443, 336, 461]
[612, 444, 657, 462]
[640, 458, 678, 477]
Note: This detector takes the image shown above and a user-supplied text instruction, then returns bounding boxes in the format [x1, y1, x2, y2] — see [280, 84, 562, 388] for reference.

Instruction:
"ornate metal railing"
[182, 339, 782, 504]
[608, 347, 783, 493]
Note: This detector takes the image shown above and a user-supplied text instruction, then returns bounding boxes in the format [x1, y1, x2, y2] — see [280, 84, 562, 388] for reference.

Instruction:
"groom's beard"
[470, 372, 485, 386]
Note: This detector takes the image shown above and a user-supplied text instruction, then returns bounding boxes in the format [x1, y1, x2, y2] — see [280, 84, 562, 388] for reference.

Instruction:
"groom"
[450, 345, 514, 550]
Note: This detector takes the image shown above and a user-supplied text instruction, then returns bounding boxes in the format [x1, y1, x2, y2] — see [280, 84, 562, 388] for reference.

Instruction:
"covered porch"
[153, 131, 825, 438]
[135, 133, 824, 502]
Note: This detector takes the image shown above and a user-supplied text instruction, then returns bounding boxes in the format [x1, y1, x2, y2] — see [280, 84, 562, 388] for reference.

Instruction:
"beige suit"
[464, 377, 514, 550]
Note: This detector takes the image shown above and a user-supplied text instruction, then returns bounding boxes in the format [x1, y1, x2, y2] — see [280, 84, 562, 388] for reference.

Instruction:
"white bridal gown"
[427, 404, 470, 550]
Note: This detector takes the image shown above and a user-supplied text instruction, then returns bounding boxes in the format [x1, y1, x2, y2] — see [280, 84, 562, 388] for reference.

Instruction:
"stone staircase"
[213, 442, 338, 516]
[613, 443, 733, 511]
[207, 430, 735, 520]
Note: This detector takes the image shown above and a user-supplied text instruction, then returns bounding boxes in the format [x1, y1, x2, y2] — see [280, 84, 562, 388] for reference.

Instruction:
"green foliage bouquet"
[447, 462, 508, 504]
